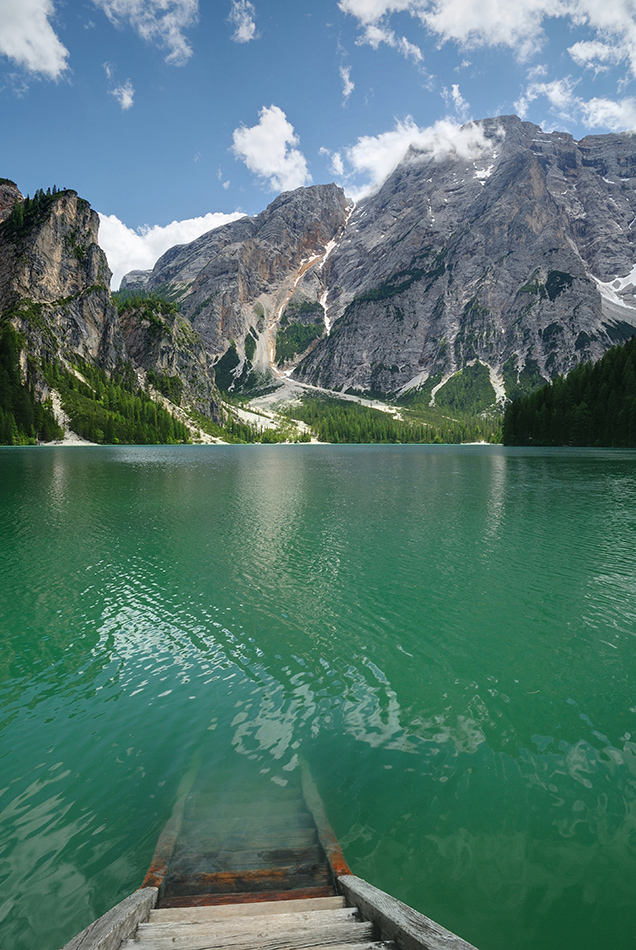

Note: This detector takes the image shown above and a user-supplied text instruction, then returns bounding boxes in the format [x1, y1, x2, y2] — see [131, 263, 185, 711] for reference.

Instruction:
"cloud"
[93, 0, 198, 65]
[340, 64, 354, 101]
[342, 115, 496, 199]
[232, 105, 312, 192]
[320, 146, 345, 176]
[338, 0, 415, 26]
[338, 0, 636, 77]
[442, 82, 469, 121]
[0, 0, 69, 78]
[579, 96, 636, 130]
[516, 73, 636, 131]
[110, 79, 134, 109]
[228, 0, 257, 43]
[98, 209, 245, 289]
[356, 22, 423, 61]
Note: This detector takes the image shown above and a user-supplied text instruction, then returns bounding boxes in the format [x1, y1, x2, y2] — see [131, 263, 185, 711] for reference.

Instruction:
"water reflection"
[2, 446, 636, 950]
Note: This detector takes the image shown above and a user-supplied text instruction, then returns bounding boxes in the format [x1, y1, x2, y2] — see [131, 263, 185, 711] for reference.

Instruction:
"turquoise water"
[1, 444, 636, 949]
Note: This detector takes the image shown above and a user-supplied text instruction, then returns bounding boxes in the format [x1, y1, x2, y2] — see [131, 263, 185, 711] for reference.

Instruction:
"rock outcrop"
[0, 185, 222, 425]
[118, 297, 222, 421]
[0, 187, 124, 372]
[0, 179, 21, 222]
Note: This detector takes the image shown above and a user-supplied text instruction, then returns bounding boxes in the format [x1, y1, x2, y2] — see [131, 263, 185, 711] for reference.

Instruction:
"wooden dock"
[62, 758, 479, 950]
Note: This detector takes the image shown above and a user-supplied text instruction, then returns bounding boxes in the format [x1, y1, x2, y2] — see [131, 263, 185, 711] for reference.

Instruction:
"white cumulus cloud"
[98, 209, 245, 289]
[232, 105, 312, 192]
[111, 79, 134, 109]
[0, 0, 69, 78]
[343, 115, 495, 199]
[93, 0, 198, 65]
[516, 73, 636, 131]
[320, 146, 345, 176]
[339, 0, 636, 76]
[228, 0, 257, 42]
[579, 96, 636, 130]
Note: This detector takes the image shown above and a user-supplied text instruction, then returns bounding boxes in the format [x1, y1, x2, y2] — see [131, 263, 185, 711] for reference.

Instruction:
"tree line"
[287, 396, 499, 444]
[1, 187, 71, 241]
[0, 323, 62, 444]
[45, 360, 191, 445]
[503, 336, 636, 446]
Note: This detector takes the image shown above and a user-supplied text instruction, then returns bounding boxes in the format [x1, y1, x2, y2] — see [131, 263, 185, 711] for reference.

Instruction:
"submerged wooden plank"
[142, 756, 202, 890]
[180, 814, 316, 834]
[300, 760, 351, 878]
[61, 887, 157, 950]
[337, 876, 480, 950]
[159, 886, 336, 908]
[184, 798, 307, 820]
[150, 896, 346, 924]
[163, 863, 332, 897]
[172, 827, 318, 852]
[167, 845, 325, 873]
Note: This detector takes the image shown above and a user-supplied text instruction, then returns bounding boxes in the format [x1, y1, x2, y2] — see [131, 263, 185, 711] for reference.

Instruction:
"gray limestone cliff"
[125, 184, 351, 384]
[0, 185, 222, 424]
[0, 187, 124, 372]
[294, 116, 636, 396]
[0, 179, 21, 223]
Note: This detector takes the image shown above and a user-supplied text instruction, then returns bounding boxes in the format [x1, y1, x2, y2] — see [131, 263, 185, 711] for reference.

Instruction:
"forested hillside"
[503, 337, 636, 446]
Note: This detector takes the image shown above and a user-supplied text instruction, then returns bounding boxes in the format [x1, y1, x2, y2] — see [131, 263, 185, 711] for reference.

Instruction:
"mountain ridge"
[122, 115, 636, 404]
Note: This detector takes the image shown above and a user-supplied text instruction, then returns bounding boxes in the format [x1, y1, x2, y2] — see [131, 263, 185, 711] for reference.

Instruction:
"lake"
[1, 444, 636, 950]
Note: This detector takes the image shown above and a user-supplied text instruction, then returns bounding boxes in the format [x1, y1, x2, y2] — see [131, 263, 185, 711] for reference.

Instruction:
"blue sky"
[1, 0, 636, 286]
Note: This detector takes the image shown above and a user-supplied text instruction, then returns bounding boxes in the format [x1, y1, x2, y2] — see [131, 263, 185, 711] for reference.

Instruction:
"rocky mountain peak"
[116, 116, 636, 404]
[123, 183, 350, 386]
[0, 187, 123, 372]
[293, 116, 636, 397]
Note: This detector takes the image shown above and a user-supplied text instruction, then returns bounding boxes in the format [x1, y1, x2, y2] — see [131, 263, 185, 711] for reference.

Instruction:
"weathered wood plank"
[300, 760, 351, 878]
[140, 907, 360, 937]
[60, 887, 158, 950]
[185, 798, 306, 819]
[159, 886, 337, 908]
[178, 814, 316, 837]
[124, 917, 374, 950]
[337, 876, 480, 950]
[190, 785, 304, 805]
[151, 896, 346, 924]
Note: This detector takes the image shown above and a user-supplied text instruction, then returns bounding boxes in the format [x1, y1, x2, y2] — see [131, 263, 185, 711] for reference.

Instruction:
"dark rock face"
[131, 184, 351, 373]
[0, 180, 21, 222]
[0, 189, 125, 371]
[118, 301, 222, 421]
[294, 116, 636, 395]
[0, 186, 223, 422]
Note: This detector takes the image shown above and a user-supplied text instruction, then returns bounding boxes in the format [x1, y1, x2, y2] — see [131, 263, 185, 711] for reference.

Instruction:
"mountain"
[121, 184, 351, 386]
[295, 115, 636, 399]
[122, 115, 636, 405]
[0, 182, 221, 443]
[0, 184, 123, 372]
